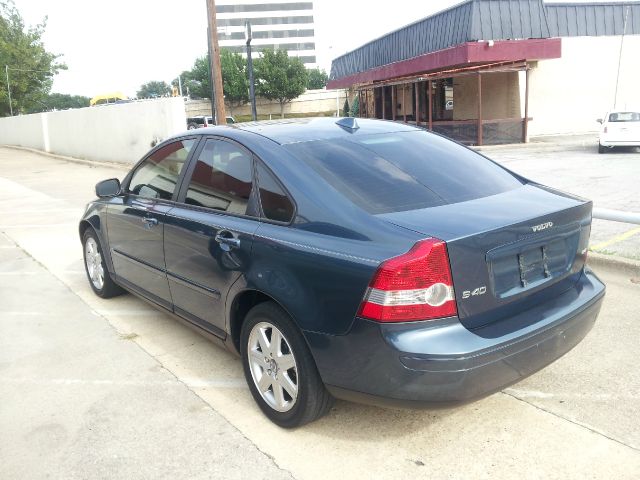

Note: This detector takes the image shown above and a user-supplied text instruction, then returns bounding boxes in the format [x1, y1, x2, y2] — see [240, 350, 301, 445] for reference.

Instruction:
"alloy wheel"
[85, 237, 104, 290]
[247, 321, 298, 412]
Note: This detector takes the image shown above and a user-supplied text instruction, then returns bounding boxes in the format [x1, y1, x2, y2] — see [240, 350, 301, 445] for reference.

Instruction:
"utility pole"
[206, 0, 227, 125]
[206, 25, 217, 121]
[245, 21, 257, 121]
[5, 65, 13, 116]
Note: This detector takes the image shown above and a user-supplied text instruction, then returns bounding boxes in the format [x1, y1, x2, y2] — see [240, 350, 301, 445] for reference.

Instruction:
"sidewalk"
[0, 232, 293, 480]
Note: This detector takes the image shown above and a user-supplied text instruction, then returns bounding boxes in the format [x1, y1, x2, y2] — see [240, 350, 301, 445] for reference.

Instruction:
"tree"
[342, 98, 350, 117]
[254, 49, 308, 118]
[177, 55, 211, 99]
[27, 92, 89, 113]
[306, 68, 328, 89]
[137, 80, 171, 98]
[219, 49, 248, 115]
[0, 0, 66, 116]
[350, 95, 359, 117]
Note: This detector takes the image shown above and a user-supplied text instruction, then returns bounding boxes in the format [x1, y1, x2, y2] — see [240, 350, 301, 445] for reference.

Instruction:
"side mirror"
[596, 118, 603, 124]
[95, 178, 121, 198]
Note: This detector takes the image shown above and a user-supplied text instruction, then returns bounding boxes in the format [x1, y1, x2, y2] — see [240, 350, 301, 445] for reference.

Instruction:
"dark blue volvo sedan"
[80, 118, 605, 427]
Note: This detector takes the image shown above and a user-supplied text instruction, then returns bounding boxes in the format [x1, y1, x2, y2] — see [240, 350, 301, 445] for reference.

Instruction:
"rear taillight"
[359, 239, 457, 322]
[604, 126, 608, 133]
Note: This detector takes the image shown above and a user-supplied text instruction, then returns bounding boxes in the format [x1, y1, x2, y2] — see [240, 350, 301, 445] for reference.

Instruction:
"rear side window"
[285, 131, 523, 214]
[256, 163, 294, 223]
[128, 139, 195, 200]
[184, 139, 254, 215]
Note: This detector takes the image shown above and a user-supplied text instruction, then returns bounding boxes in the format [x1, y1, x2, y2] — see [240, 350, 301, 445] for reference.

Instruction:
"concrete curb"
[587, 251, 640, 277]
[474, 138, 598, 152]
[2, 145, 129, 171]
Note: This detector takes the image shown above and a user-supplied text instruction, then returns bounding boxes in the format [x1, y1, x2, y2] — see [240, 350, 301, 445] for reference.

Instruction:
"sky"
[13, 0, 629, 98]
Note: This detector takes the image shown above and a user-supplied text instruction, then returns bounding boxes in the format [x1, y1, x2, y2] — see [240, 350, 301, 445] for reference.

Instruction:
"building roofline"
[330, 0, 473, 64]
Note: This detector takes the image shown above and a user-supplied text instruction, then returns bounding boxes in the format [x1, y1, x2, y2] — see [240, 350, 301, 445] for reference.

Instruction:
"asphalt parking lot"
[1, 144, 639, 479]
[480, 135, 640, 260]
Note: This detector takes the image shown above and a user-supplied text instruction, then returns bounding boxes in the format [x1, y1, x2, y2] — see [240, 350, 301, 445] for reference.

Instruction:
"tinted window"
[285, 131, 523, 214]
[256, 163, 294, 223]
[128, 139, 194, 200]
[184, 139, 254, 215]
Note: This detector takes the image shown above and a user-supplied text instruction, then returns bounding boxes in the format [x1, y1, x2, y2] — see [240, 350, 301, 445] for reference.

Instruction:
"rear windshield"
[608, 112, 640, 122]
[285, 131, 523, 214]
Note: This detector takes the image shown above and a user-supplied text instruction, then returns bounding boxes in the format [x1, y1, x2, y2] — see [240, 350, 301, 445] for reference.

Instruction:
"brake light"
[604, 126, 608, 133]
[359, 239, 457, 322]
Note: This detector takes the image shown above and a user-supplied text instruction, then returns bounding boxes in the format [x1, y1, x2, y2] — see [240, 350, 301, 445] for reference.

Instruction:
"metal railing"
[593, 208, 640, 225]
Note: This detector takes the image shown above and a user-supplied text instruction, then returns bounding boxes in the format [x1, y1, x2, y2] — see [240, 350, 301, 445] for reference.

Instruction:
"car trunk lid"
[378, 184, 591, 330]
[606, 121, 640, 140]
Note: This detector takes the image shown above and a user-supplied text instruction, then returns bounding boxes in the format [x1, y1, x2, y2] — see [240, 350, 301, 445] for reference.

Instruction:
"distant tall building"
[215, 0, 317, 68]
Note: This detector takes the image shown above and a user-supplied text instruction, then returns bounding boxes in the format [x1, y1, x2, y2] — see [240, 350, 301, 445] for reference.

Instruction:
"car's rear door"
[107, 138, 197, 308]
[163, 137, 260, 335]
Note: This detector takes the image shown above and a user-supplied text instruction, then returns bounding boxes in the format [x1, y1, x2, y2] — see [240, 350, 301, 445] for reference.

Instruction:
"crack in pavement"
[501, 390, 639, 453]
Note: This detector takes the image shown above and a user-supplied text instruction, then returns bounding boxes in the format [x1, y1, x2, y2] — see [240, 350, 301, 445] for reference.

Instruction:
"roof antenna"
[335, 117, 359, 132]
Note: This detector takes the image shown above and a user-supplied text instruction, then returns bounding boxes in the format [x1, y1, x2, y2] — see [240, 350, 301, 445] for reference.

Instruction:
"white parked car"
[597, 110, 640, 153]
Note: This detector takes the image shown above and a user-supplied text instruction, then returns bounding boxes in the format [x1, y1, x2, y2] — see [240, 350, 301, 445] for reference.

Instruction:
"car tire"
[240, 302, 334, 428]
[187, 122, 198, 130]
[82, 228, 124, 299]
[598, 143, 606, 154]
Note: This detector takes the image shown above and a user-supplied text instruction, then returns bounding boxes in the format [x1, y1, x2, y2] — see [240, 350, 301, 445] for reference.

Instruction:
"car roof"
[191, 117, 419, 145]
[606, 109, 640, 114]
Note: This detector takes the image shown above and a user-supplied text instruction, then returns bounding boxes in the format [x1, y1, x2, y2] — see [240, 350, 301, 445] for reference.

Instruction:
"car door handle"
[142, 217, 158, 226]
[214, 233, 240, 248]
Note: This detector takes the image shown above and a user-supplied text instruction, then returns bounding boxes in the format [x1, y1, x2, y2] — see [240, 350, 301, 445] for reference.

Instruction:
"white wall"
[0, 113, 47, 151]
[0, 97, 187, 164]
[528, 35, 640, 137]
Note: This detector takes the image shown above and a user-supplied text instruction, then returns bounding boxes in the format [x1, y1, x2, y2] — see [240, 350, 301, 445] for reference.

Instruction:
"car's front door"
[107, 138, 197, 308]
[164, 137, 260, 335]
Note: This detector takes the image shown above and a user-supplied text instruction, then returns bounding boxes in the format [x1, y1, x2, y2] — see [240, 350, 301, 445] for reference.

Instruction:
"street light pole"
[245, 21, 257, 121]
[5, 65, 13, 116]
[206, 0, 227, 125]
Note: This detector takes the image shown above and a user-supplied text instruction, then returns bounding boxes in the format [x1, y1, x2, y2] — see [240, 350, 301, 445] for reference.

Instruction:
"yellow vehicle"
[90, 92, 129, 106]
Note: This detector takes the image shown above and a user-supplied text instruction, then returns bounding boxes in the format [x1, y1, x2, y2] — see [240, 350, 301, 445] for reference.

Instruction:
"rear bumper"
[600, 138, 640, 147]
[306, 269, 605, 409]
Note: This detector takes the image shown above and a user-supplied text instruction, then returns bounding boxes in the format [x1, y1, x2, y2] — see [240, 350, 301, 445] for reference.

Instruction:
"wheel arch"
[79, 215, 101, 241]
[227, 288, 295, 355]
[79, 214, 116, 275]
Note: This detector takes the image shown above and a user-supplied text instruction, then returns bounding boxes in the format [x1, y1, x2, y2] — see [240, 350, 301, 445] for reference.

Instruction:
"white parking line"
[0, 208, 79, 215]
[0, 312, 46, 316]
[504, 388, 640, 400]
[182, 377, 247, 389]
[94, 309, 162, 316]
[0, 224, 76, 228]
[0, 377, 247, 389]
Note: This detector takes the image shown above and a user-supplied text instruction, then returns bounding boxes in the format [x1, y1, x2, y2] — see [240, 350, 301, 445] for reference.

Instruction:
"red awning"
[327, 38, 561, 89]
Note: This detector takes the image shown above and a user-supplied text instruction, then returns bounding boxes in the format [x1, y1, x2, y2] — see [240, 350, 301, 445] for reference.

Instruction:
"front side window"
[128, 139, 195, 200]
[184, 139, 254, 215]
